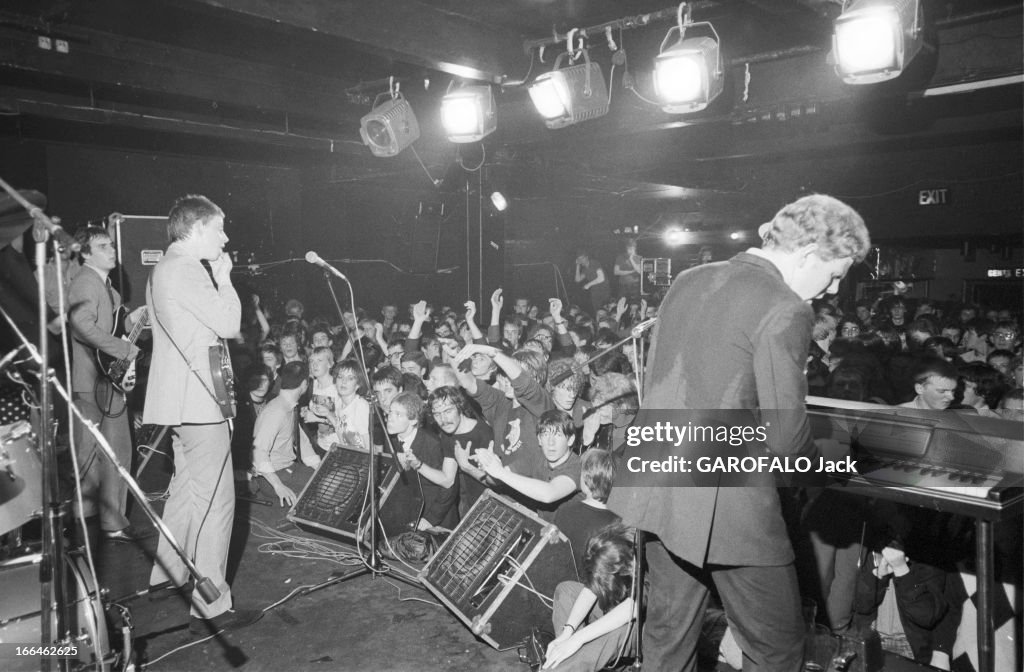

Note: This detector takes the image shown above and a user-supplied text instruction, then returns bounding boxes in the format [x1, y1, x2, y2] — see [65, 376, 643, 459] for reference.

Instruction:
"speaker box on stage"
[287, 445, 422, 542]
[418, 490, 577, 650]
[110, 215, 168, 305]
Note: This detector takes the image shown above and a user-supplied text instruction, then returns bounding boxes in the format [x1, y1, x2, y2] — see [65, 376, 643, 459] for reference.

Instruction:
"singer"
[144, 195, 261, 635]
[609, 195, 871, 671]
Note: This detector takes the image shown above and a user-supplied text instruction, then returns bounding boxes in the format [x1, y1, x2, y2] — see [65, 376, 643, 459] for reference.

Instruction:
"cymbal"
[0, 190, 46, 250]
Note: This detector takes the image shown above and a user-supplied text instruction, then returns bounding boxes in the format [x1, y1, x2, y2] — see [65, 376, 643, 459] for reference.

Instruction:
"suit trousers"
[644, 540, 804, 672]
[72, 389, 131, 532]
[149, 422, 234, 618]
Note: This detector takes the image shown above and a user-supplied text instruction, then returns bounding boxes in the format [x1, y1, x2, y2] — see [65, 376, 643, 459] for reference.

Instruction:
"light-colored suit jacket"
[609, 252, 817, 568]
[67, 264, 133, 394]
[143, 243, 240, 425]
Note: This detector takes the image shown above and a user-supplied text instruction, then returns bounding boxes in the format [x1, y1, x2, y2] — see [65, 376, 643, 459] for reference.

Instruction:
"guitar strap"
[147, 274, 228, 416]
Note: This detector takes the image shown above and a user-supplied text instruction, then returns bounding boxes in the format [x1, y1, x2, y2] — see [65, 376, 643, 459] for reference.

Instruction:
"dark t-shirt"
[441, 419, 494, 516]
[553, 500, 621, 580]
[522, 452, 583, 522]
[408, 429, 460, 529]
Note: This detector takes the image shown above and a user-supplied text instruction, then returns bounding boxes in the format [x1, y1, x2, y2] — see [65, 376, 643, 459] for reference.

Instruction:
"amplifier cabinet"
[287, 446, 421, 542]
[418, 490, 577, 650]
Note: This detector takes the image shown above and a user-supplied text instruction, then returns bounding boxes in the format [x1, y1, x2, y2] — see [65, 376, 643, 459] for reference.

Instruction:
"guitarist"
[143, 195, 260, 635]
[68, 225, 146, 543]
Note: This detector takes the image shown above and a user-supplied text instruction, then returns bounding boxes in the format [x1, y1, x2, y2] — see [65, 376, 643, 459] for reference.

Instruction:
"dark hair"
[371, 366, 405, 390]
[922, 336, 957, 361]
[582, 523, 635, 612]
[167, 194, 224, 243]
[581, 448, 615, 503]
[401, 351, 430, 375]
[73, 226, 110, 257]
[259, 344, 283, 368]
[514, 349, 548, 387]
[536, 409, 574, 439]
[428, 385, 471, 418]
[245, 364, 273, 393]
[278, 361, 308, 391]
[331, 359, 368, 393]
[958, 362, 1006, 409]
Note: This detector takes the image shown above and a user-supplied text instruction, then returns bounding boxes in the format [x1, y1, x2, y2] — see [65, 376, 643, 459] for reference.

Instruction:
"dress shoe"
[188, 607, 263, 635]
[147, 579, 194, 601]
[101, 526, 147, 543]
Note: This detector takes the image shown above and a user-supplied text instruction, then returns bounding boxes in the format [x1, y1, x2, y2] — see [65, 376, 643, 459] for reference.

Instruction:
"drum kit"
[1, 421, 113, 672]
[0, 184, 120, 671]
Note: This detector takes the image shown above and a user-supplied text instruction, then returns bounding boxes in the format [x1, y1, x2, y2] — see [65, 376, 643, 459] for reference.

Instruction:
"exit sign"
[918, 188, 951, 206]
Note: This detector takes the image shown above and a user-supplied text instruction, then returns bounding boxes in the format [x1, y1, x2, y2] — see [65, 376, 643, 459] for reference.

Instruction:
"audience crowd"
[228, 275, 1022, 671]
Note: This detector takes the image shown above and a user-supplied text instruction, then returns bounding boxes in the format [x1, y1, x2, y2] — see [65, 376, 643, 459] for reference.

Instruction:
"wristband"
[563, 623, 577, 633]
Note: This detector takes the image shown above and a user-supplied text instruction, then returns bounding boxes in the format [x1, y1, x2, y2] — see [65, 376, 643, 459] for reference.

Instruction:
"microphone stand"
[552, 318, 656, 406]
[318, 270, 418, 587]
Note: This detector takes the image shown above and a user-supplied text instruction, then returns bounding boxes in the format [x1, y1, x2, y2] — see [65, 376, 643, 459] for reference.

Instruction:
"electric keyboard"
[806, 398, 1024, 521]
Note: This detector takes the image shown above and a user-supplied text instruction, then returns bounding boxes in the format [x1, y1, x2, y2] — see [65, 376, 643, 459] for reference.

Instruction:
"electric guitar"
[96, 306, 148, 393]
[208, 339, 237, 420]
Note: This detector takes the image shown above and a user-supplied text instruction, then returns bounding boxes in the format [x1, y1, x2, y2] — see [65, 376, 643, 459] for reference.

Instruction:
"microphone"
[305, 251, 348, 281]
[630, 317, 658, 338]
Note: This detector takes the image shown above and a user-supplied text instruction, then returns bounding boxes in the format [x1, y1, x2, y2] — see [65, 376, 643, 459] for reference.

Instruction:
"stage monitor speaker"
[287, 445, 421, 542]
[111, 215, 168, 305]
[418, 490, 576, 650]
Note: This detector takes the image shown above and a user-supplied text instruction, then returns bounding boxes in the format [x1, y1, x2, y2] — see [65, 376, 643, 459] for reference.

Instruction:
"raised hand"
[464, 300, 477, 323]
[548, 298, 563, 321]
[412, 300, 429, 322]
[490, 288, 504, 313]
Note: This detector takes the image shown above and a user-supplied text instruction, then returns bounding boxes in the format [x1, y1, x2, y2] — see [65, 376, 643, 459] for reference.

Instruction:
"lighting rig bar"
[521, 1, 723, 55]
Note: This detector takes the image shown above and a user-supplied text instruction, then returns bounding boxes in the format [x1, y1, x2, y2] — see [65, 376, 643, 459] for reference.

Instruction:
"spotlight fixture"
[663, 228, 689, 246]
[528, 50, 609, 129]
[653, 6, 724, 113]
[441, 85, 497, 143]
[359, 92, 420, 158]
[833, 0, 923, 84]
[489, 191, 508, 212]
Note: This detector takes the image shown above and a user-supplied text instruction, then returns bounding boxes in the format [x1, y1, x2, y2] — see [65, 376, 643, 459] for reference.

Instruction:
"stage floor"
[90, 457, 523, 672]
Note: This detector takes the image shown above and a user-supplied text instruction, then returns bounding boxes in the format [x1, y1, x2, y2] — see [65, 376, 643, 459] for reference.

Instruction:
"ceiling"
[0, 0, 1021, 243]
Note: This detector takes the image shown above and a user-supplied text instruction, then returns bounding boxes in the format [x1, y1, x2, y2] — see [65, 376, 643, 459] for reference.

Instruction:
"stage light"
[833, 0, 922, 84]
[663, 228, 689, 246]
[653, 7, 724, 113]
[729, 231, 744, 241]
[489, 191, 508, 212]
[359, 93, 420, 158]
[441, 86, 496, 143]
[528, 51, 609, 129]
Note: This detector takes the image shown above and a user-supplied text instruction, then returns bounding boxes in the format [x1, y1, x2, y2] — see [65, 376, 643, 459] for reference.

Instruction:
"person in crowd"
[279, 331, 304, 364]
[850, 507, 960, 668]
[613, 238, 642, 300]
[311, 359, 371, 451]
[386, 391, 459, 530]
[474, 409, 582, 521]
[996, 387, 1024, 421]
[956, 362, 1005, 417]
[898, 358, 959, 411]
[553, 448, 621, 579]
[252, 362, 320, 507]
[989, 321, 1020, 355]
[986, 349, 1015, 385]
[429, 385, 493, 516]
[300, 345, 337, 451]
[575, 250, 610, 315]
[400, 350, 430, 381]
[544, 523, 637, 672]
[609, 194, 870, 671]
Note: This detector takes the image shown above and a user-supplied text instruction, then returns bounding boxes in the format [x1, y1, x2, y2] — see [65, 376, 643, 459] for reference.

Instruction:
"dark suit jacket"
[608, 252, 816, 567]
[67, 264, 134, 393]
